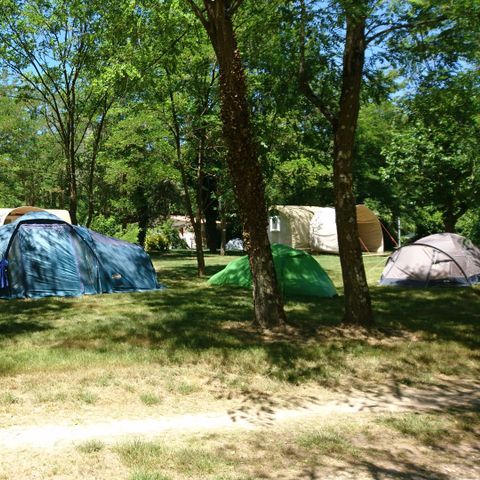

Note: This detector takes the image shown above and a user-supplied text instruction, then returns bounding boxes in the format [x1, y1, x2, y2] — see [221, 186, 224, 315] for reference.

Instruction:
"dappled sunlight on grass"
[0, 251, 478, 389]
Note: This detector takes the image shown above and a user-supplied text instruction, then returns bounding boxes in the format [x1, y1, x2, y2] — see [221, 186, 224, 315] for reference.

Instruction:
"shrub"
[145, 220, 188, 252]
[145, 232, 169, 252]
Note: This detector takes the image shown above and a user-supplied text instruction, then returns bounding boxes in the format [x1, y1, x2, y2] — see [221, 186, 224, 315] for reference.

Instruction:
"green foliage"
[381, 71, 479, 233]
[457, 209, 480, 245]
[145, 232, 169, 253]
[89, 214, 140, 244]
[145, 220, 187, 252]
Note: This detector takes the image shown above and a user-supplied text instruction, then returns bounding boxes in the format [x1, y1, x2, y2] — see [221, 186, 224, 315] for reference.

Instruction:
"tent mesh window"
[270, 216, 281, 232]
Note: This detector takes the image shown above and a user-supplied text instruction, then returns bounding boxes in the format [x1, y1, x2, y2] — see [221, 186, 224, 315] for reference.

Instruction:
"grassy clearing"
[0, 250, 478, 427]
[0, 250, 478, 478]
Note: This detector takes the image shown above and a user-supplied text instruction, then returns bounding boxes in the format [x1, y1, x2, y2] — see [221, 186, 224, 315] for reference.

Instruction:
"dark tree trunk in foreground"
[333, 14, 373, 326]
[187, 0, 286, 329]
[300, 1, 373, 327]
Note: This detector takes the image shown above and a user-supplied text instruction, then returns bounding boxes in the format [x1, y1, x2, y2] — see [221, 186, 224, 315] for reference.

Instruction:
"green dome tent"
[208, 244, 337, 298]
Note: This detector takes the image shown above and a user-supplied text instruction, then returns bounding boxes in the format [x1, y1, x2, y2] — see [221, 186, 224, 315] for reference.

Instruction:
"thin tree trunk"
[189, 0, 286, 329]
[204, 175, 219, 253]
[333, 13, 373, 326]
[168, 84, 206, 277]
[86, 99, 112, 228]
[219, 196, 227, 255]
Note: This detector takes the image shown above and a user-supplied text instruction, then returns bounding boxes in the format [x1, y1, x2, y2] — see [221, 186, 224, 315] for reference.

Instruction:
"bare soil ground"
[0, 377, 479, 479]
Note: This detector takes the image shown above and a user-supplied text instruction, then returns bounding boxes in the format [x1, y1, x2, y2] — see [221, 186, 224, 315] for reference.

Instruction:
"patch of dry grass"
[0, 251, 478, 479]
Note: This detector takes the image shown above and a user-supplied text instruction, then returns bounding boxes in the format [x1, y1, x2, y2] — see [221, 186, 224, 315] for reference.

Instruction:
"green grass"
[116, 439, 228, 478]
[76, 439, 106, 454]
[296, 427, 360, 457]
[0, 250, 478, 391]
[378, 413, 453, 446]
[139, 393, 162, 406]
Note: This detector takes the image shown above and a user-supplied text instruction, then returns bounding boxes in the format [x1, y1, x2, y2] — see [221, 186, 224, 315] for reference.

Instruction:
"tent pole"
[397, 217, 401, 247]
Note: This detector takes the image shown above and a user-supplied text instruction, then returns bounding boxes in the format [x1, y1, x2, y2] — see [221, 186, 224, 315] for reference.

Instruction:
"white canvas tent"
[268, 205, 320, 249]
[268, 204, 384, 253]
[0, 206, 71, 226]
[380, 233, 480, 287]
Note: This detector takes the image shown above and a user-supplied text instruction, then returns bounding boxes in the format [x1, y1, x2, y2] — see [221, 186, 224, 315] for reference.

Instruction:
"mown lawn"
[0, 250, 479, 479]
[0, 250, 479, 386]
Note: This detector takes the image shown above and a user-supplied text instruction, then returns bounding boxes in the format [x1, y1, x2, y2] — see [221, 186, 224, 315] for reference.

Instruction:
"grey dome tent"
[225, 238, 244, 251]
[379, 233, 480, 287]
[0, 211, 160, 299]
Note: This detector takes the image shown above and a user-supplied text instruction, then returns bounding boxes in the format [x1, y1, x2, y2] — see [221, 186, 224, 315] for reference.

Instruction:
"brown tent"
[0, 206, 71, 225]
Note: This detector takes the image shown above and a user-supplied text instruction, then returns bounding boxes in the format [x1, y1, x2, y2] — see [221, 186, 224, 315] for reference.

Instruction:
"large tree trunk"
[334, 13, 373, 327]
[299, 2, 373, 327]
[190, 0, 286, 329]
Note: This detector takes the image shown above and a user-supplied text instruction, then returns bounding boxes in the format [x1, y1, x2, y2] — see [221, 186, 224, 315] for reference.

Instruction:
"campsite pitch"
[0, 251, 478, 479]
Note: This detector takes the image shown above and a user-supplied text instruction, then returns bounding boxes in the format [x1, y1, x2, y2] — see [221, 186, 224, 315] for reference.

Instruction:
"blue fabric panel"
[0, 213, 160, 299]
[0, 223, 15, 258]
[17, 224, 83, 298]
[0, 259, 8, 288]
[88, 230, 159, 292]
[379, 276, 470, 287]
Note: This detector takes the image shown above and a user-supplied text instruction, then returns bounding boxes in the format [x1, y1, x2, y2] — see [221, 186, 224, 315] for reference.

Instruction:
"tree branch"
[185, 0, 210, 32]
[366, 15, 447, 44]
[298, 0, 337, 126]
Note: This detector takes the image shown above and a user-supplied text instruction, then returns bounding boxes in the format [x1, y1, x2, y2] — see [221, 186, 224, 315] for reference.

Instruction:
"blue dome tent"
[0, 211, 160, 299]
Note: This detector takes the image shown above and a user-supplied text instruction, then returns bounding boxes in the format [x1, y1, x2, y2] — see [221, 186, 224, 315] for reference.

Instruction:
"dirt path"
[1, 378, 479, 450]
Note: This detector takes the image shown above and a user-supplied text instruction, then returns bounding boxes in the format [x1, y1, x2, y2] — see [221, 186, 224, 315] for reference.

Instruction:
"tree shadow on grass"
[0, 298, 67, 338]
[372, 287, 480, 349]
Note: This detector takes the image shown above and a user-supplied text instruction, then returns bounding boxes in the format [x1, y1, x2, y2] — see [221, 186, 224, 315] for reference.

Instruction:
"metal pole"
[397, 216, 401, 247]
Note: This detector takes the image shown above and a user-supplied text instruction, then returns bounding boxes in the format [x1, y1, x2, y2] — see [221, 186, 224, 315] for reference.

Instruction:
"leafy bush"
[145, 232, 169, 252]
[89, 214, 119, 238]
[159, 219, 188, 249]
[90, 214, 140, 244]
[117, 223, 140, 244]
[145, 220, 188, 252]
[457, 209, 480, 245]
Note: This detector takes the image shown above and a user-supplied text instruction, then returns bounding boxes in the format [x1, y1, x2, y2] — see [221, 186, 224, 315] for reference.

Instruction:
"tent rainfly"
[268, 205, 384, 253]
[0, 206, 72, 225]
[0, 211, 160, 299]
[208, 243, 337, 298]
[379, 233, 480, 287]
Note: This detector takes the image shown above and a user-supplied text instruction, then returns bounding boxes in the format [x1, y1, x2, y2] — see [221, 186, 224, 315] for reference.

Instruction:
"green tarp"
[208, 243, 337, 298]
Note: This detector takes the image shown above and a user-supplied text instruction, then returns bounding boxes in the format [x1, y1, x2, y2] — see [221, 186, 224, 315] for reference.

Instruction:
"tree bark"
[299, 1, 374, 327]
[333, 12, 373, 326]
[188, 0, 286, 329]
[167, 81, 206, 276]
